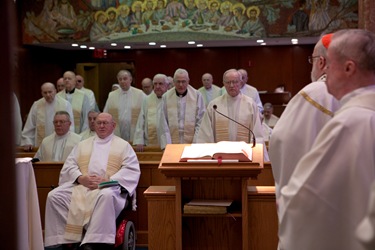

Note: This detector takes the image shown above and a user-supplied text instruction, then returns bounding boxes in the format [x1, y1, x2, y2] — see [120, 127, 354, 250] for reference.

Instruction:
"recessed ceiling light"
[71, 43, 79, 47]
[261, 43, 266, 46]
[188, 41, 195, 45]
[160, 45, 167, 48]
[256, 39, 264, 43]
[197, 44, 203, 47]
[124, 45, 131, 49]
[111, 43, 117, 46]
[89, 47, 95, 50]
[80, 45, 87, 49]
[291, 38, 298, 44]
[149, 42, 156, 45]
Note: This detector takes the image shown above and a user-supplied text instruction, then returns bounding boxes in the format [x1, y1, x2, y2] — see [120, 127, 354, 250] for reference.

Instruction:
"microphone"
[213, 105, 256, 148]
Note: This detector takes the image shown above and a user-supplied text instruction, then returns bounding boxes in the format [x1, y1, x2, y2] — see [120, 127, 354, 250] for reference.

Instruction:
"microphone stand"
[213, 105, 256, 148]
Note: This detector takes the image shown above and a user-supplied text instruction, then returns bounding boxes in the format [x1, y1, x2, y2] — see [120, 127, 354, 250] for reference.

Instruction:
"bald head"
[63, 71, 76, 92]
[41, 82, 57, 103]
[202, 73, 213, 89]
[56, 77, 65, 92]
[141, 77, 153, 95]
[325, 29, 375, 100]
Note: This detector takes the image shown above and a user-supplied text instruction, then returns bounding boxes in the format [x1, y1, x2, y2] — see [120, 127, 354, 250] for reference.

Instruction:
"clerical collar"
[66, 88, 75, 94]
[175, 89, 188, 97]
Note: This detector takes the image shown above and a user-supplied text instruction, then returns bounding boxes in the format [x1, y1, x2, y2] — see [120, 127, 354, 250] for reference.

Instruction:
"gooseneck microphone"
[213, 105, 256, 148]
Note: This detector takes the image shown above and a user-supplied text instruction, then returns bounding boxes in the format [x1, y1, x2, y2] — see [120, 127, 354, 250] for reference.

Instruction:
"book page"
[180, 141, 252, 162]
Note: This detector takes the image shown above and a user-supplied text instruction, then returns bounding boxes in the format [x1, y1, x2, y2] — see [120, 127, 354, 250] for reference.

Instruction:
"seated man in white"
[44, 113, 140, 250]
[34, 111, 81, 162]
[263, 102, 279, 128]
[79, 110, 99, 140]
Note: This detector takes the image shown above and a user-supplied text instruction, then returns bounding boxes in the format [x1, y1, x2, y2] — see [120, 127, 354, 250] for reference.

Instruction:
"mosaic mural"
[22, 0, 358, 45]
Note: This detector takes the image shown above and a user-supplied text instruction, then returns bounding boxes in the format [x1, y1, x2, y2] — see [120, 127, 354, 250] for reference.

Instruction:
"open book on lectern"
[179, 141, 252, 162]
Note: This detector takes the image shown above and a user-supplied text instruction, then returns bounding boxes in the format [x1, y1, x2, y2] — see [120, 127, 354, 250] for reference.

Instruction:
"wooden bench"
[144, 185, 278, 250]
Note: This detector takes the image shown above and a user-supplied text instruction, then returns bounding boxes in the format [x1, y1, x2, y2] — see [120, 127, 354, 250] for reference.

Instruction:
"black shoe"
[81, 244, 95, 250]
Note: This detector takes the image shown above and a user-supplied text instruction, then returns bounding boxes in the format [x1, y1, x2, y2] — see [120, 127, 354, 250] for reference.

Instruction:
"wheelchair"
[114, 192, 137, 250]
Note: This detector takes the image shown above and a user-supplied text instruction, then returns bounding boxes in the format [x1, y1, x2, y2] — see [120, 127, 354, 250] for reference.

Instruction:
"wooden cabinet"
[158, 144, 264, 250]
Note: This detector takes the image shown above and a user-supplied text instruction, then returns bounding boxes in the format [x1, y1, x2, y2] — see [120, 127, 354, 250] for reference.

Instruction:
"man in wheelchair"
[44, 112, 141, 250]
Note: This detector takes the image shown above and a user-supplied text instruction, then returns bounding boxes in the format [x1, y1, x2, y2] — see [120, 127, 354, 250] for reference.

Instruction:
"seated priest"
[44, 112, 141, 250]
[34, 111, 81, 162]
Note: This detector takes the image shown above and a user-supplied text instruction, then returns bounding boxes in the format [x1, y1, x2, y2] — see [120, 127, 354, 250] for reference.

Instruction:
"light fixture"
[71, 43, 79, 47]
[89, 47, 95, 50]
[188, 41, 195, 45]
[291, 38, 298, 44]
[261, 42, 266, 46]
[110, 43, 117, 46]
[160, 45, 167, 48]
[80, 45, 87, 49]
[149, 42, 156, 46]
[256, 39, 264, 43]
[124, 45, 131, 49]
[197, 44, 203, 47]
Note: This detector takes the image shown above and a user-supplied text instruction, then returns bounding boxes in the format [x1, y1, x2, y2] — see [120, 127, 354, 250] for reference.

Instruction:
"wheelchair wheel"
[122, 221, 136, 250]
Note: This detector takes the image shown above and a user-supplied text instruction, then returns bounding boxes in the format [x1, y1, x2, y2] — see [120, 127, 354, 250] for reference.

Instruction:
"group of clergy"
[19, 66, 271, 162]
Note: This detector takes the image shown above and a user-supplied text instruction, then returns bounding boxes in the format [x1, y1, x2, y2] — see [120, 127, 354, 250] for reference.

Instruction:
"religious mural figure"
[106, 7, 119, 32]
[217, 1, 233, 27]
[153, 0, 167, 24]
[289, 0, 309, 32]
[53, 0, 77, 29]
[130, 1, 143, 28]
[308, 0, 330, 31]
[243, 6, 266, 37]
[184, 0, 198, 20]
[228, 3, 247, 32]
[116, 5, 131, 32]
[205, 0, 221, 24]
[165, 0, 188, 24]
[90, 10, 111, 41]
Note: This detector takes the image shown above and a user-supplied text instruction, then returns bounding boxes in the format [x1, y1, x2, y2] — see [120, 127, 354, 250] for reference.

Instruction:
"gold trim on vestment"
[300, 91, 334, 117]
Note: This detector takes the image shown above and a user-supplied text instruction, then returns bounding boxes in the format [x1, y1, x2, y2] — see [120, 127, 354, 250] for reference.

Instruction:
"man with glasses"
[196, 68, 263, 144]
[269, 33, 340, 210]
[34, 111, 81, 162]
[159, 68, 205, 149]
[21, 82, 74, 150]
[76, 75, 99, 112]
[44, 112, 140, 250]
[57, 71, 91, 134]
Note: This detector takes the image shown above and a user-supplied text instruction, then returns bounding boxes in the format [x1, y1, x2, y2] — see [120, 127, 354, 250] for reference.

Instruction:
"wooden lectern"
[158, 143, 264, 250]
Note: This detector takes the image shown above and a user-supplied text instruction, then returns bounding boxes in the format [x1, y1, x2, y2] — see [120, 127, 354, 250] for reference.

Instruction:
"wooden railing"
[22, 147, 276, 248]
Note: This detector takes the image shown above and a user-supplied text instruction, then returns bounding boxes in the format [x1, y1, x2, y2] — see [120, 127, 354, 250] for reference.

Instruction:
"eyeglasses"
[224, 80, 240, 85]
[308, 55, 320, 64]
[96, 121, 112, 126]
[53, 120, 69, 125]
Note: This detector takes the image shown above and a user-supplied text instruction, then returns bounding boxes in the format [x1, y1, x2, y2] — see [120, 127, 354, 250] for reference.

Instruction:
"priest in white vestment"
[21, 82, 74, 149]
[263, 102, 279, 128]
[57, 71, 91, 134]
[79, 110, 99, 140]
[159, 68, 206, 149]
[104, 69, 146, 143]
[278, 29, 375, 250]
[269, 33, 340, 206]
[44, 112, 140, 249]
[221, 68, 263, 113]
[198, 73, 222, 107]
[35, 111, 81, 162]
[133, 74, 169, 151]
[197, 68, 263, 144]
